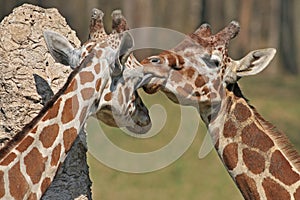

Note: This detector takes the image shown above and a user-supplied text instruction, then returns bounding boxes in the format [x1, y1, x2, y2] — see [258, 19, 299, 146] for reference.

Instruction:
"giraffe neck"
[205, 84, 300, 200]
[0, 51, 106, 199]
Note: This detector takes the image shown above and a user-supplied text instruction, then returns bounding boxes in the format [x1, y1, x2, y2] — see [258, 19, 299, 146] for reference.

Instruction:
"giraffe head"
[139, 21, 276, 121]
[43, 9, 151, 134]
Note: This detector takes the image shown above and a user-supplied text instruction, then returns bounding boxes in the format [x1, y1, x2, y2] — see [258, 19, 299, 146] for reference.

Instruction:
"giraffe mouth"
[126, 122, 152, 134]
[143, 84, 161, 94]
[126, 101, 152, 134]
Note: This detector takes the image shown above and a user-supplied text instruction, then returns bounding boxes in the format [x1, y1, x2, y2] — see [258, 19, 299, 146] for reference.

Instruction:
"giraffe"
[0, 9, 151, 199]
[137, 21, 300, 199]
[50, 8, 150, 133]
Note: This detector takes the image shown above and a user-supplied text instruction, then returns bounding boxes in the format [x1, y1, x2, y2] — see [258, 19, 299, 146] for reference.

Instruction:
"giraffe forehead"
[82, 41, 117, 61]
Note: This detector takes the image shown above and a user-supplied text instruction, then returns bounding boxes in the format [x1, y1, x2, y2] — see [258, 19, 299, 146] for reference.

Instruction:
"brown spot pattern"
[28, 193, 37, 200]
[79, 106, 89, 125]
[177, 55, 185, 65]
[81, 87, 95, 100]
[51, 144, 62, 166]
[8, 162, 29, 199]
[42, 98, 62, 121]
[16, 136, 34, 152]
[86, 44, 95, 53]
[243, 149, 265, 174]
[64, 79, 78, 94]
[183, 83, 194, 94]
[61, 95, 79, 124]
[118, 87, 124, 106]
[208, 92, 217, 99]
[79, 71, 95, 85]
[269, 150, 300, 185]
[124, 87, 130, 104]
[222, 143, 238, 170]
[31, 126, 37, 134]
[85, 60, 93, 68]
[95, 50, 103, 59]
[166, 54, 178, 69]
[195, 75, 207, 88]
[213, 77, 221, 91]
[184, 68, 195, 78]
[0, 152, 17, 166]
[223, 119, 237, 138]
[234, 103, 252, 122]
[235, 173, 260, 200]
[81, 51, 87, 58]
[241, 123, 274, 152]
[24, 147, 46, 184]
[202, 86, 209, 95]
[262, 177, 290, 200]
[170, 71, 183, 83]
[95, 78, 102, 91]
[0, 171, 4, 198]
[94, 63, 101, 74]
[294, 187, 300, 200]
[104, 92, 112, 101]
[63, 127, 78, 152]
[41, 177, 51, 194]
[39, 124, 59, 148]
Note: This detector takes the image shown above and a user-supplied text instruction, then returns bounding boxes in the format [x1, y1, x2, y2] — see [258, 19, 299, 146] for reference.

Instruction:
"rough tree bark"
[0, 4, 92, 199]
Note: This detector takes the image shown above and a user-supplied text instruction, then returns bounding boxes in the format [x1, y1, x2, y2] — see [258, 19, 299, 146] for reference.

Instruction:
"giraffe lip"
[134, 74, 153, 90]
[143, 84, 160, 94]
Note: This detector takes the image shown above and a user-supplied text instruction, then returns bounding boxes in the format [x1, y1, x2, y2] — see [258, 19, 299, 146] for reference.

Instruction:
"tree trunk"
[0, 4, 92, 199]
[280, 0, 298, 74]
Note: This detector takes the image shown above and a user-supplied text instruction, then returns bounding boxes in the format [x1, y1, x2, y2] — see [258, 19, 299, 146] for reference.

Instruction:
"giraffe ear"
[43, 30, 81, 69]
[235, 48, 276, 77]
[119, 32, 134, 57]
[112, 32, 134, 76]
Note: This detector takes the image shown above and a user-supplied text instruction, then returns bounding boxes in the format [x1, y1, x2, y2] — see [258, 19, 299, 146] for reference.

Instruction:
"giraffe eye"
[212, 59, 220, 66]
[210, 53, 222, 67]
[203, 58, 220, 68]
[149, 57, 161, 64]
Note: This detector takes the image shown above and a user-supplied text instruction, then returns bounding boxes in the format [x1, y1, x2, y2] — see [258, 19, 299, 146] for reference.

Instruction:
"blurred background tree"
[1, 0, 299, 74]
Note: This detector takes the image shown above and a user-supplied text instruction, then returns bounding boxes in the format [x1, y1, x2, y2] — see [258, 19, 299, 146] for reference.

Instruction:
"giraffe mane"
[227, 83, 249, 102]
[0, 52, 95, 158]
[227, 82, 300, 171]
[252, 107, 300, 172]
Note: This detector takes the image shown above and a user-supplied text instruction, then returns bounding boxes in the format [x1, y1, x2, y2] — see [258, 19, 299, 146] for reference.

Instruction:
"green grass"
[87, 74, 300, 200]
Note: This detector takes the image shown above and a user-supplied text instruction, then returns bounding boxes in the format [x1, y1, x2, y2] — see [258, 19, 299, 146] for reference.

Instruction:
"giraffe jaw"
[126, 122, 152, 134]
[96, 107, 152, 134]
[140, 76, 165, 94]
